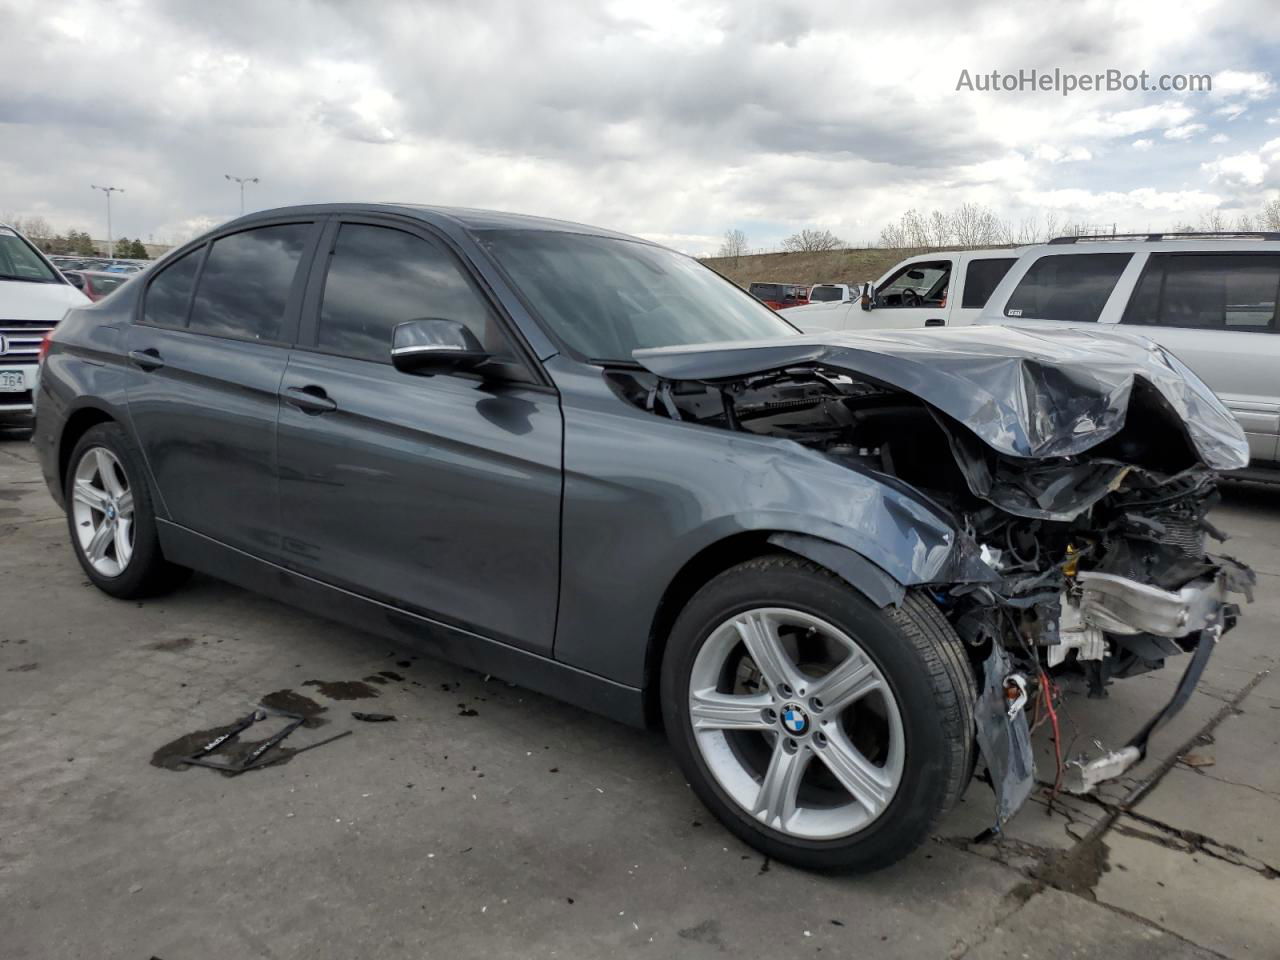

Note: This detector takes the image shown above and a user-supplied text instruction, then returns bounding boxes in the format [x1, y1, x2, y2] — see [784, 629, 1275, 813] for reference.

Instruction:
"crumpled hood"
[632, 325, 1249, 471]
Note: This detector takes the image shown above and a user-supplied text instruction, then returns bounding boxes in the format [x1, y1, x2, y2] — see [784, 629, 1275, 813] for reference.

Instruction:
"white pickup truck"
[781, 249, 1019, 332]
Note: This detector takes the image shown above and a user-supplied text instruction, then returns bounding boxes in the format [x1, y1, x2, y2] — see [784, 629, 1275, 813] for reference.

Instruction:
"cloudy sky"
[3, 0, 1280, 253]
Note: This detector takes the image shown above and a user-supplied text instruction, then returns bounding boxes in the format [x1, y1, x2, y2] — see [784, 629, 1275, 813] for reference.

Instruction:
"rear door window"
[1004, 253, 1131, 322]
[188, 224, 311, 342]
[142, 247, 203, 328]
[1122, 253, 1280, 332]
[749, 283, 783, 301]
[961, 257, 1016, 309]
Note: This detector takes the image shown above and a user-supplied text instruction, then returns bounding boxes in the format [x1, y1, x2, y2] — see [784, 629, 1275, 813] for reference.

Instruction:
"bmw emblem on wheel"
[781, 703, 809, 736]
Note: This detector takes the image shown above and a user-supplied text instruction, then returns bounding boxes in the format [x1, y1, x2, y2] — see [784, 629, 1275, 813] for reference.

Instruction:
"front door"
[275, 219, 563, 654]
[863, 258, 955, 329]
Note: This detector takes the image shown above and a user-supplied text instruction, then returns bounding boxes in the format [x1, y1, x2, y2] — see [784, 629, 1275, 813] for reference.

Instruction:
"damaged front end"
[627, 326, 1256, 827]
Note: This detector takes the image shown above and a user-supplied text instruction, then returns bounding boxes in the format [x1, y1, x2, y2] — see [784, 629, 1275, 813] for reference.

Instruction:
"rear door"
[275, 217, 563, 655]
[949, 255, 1017, 326]
[125, 220, 320, 560]
[1117, 252, 1280, 465]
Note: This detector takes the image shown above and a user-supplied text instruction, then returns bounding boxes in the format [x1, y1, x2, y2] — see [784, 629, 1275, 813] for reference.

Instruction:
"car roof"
[218, 203, 650, 244]
[1015, 237, 1280, 255]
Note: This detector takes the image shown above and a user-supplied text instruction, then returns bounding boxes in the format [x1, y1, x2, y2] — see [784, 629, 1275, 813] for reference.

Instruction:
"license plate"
[0, 370, 25, 392]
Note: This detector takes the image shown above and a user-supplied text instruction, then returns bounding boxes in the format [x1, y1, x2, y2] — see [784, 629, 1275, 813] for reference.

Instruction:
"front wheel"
[661, 555, 975, 872]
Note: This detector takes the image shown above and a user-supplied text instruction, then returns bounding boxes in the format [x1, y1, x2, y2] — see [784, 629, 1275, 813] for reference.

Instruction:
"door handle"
[128, 348, 165, 371]
[924, 318, 946, 327]
[283, 385, 338, 414]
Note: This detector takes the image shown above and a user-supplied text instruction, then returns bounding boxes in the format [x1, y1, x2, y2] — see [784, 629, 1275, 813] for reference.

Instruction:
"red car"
[748, 282, 809, 310]
[62, 270, 130, 302]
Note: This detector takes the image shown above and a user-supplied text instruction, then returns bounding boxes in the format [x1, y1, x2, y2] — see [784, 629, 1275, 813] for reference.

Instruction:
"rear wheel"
[65, 422, 189, 599]
[662, 555, 975, 872]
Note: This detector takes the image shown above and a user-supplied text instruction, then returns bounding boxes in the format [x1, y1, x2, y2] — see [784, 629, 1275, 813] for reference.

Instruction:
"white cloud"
[1212, 70, 1276, 100]
[1164, 123, 1207, 141]
[1210, 133, 1230, 143]
[1202, 152, 1268, 188]
[1132, 138, 1154, 151]
[1032, 145, 1092, 163]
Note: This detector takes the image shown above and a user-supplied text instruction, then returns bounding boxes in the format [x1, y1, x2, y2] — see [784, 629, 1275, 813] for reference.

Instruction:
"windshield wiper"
[589, 357, 644, 369]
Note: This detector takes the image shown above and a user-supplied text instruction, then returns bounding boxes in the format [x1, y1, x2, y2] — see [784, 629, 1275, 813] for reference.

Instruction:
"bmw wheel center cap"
[781, 703, 810, 736]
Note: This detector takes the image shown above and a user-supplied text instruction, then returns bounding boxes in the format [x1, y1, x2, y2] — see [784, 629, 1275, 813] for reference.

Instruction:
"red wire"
[1038, 669, 1064, 797]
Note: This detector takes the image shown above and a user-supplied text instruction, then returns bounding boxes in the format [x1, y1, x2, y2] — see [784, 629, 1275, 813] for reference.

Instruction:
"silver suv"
[977, 232, 1280, 474]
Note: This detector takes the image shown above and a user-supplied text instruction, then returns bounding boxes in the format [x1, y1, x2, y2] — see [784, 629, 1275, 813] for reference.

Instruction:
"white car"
[781, 249, 1020, 331]
[0, 224, 88, 424]
[975, 232, 1280, 473]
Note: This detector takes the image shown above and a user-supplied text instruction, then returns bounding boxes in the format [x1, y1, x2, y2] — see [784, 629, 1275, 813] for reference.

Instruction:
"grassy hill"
[702, 245, 1012, 289]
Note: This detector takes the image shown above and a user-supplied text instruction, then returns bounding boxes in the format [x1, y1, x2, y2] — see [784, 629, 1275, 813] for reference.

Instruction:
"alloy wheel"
[688, 607, 905, 840]
[71, 446, 135, 577]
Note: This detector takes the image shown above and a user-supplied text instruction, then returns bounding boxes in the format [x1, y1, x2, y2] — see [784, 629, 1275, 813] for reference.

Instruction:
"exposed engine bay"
[622, 327, 1256, 827]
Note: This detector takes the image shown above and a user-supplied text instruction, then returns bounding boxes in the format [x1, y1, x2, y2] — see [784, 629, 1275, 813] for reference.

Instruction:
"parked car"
[33, 204, 1253, 871]
[101, 261, 146, 274]
[975, 232, 1280, 475]
[50, 256, 104, 271]
[807, 283, 854, 303]
[782, 249, 1019, 331]
[62, 269, 130, 302]
[748, 281, 809, 310]
[0, 222, 88, 424]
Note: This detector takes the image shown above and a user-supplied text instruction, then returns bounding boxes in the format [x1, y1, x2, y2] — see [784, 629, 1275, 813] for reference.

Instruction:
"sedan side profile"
[34, 204, 1253, 871]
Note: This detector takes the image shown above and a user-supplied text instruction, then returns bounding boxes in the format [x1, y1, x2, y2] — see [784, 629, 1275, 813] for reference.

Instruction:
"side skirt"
[157, 520, 647, 727]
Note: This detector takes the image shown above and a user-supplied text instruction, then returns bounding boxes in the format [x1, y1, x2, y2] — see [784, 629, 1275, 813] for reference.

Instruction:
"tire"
[64, 422, 190, 599]
[661, 554, 975, 872]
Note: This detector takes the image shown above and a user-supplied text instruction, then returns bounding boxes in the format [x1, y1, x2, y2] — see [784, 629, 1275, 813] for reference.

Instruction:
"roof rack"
[1048, 231, 1280, 244]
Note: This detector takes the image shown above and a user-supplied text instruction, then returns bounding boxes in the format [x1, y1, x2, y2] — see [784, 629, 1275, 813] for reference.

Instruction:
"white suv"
[0, 223, 88, 424]
[976, 233, 1280, 473]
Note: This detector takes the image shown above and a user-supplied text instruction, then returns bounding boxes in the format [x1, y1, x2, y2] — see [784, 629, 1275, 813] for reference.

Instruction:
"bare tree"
[1199, 210, 1228, 232]
[1260, 199, 1280, 231]
[717, 228, 748, 261]
[781, 228, 844, 253]
[950, 202, 1004, 245]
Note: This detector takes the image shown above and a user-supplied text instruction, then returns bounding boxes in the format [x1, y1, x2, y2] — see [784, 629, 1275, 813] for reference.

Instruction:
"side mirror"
[65, 272, 84, 289]
[390, 318, 489, 375]
[859, 281, 876, 311]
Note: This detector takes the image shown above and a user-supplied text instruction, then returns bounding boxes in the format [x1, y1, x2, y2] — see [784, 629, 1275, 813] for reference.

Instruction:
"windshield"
[0, 228, 60, 283]
[484, 231, 798, 362]
[809, 285, 844, 302]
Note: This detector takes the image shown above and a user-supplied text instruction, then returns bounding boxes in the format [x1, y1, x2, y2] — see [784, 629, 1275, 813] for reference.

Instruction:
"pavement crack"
[1183, 765, 1280, 802]
[945, 874, 1041, 960]
[1120, 809, 1280, 879]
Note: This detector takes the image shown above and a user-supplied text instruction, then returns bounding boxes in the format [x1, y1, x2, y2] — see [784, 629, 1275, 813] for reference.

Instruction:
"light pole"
[225, 175, 259, 216]
[90, 184, 124, 257]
